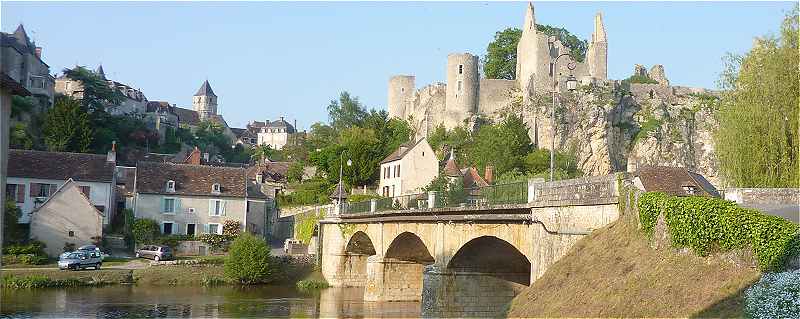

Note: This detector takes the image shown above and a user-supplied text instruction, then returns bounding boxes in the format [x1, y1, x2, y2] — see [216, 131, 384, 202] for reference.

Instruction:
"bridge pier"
[421, 265, 528, 318]
[364, 255, 426, 302]
[322, 252, 371, 287]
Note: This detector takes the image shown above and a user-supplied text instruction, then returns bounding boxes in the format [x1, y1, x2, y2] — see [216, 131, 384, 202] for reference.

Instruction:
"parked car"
[135, 245, 173, 261]
[58, 251, 102, 270]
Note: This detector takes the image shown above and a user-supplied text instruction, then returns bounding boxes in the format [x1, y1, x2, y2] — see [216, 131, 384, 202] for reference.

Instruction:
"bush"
[3, 241, 46, 255]
[744, 271, 800, 318]
[156, 234, 194, 249]
[296, 279, 329, 290]
[222, 220, 241, 237]
[132, 218, 160, 245]
[224, 233, 272, 284]
[198, 234, 234, 251]
[638, 192, 800, 271]
[1, 275, 88, 289]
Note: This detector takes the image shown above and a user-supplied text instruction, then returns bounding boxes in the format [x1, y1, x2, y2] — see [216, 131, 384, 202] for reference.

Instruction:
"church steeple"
[193, 80, 218, 120]
[194, 80, 216, 97]
[13, 24, 30, 47]
[96, 65, 106, 79]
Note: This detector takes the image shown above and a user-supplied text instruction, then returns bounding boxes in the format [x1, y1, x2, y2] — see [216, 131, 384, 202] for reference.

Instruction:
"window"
[457, 80, 462, 93]
[5, 184, 24, 203]
[458, 64, 463, 74]
[162, 198, 176, 213]
[212, 183, 221, 194]
[682, 185, 698, 196]
[162, 222, 173, 235]
[166, 180, 176, 192]
[186, 223, 196, 236]
[68, 231, 75, 237]
[31, 183, 56, 198]
[395, 164, 400, 177]
[79, 186, 91, 199]
[209, 199, 224, 216]
[401, 88, 405, 93]
[208, 223, 221, 235]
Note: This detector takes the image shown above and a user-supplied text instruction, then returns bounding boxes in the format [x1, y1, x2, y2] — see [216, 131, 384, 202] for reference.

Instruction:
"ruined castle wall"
[407, 83, 447, 136]
[445, 53, 479, 115]
[388, 75, 416, 119]
[478, 79, 517, 116]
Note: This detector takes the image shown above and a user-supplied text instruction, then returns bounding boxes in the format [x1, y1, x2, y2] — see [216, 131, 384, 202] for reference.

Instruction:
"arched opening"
[339, 231, 375, 287]
[447, 236, 531, 285]
[368, 232, 434, 302]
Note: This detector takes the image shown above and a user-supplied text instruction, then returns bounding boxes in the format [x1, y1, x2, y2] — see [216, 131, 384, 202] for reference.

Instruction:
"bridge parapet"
[528, 173, 625, 206]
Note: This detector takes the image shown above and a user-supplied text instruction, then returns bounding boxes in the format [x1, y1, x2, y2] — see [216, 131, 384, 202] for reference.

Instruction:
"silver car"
[58, 251, 103, 270]
[135, 245, 173, 261]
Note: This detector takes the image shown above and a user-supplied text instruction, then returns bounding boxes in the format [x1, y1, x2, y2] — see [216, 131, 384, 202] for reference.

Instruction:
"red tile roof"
[635, 166, 719, 197]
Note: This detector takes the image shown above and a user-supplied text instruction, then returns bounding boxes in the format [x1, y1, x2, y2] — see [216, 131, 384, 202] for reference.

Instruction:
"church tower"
[586, 12, 608, 81]
[516, 2, 542, 99]
[193, 80, 218, 120]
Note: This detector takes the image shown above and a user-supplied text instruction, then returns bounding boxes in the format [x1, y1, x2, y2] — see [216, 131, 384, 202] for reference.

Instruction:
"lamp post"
[548, 37, 579, 182]
[338, 150, 352, 205]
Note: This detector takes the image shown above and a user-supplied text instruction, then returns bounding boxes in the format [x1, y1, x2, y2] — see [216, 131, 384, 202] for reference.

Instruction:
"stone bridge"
[319, 174, 627, 317]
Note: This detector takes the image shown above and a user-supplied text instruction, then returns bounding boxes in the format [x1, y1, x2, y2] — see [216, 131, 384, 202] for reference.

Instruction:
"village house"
[1, 24, 55, 111]
[442, 150, 495, 203]
[633, 166, 720, 197]
[29, 179, 104, 257]
[234, 117, 300, 150]
[56, 65, 147, 116]
[378, 138, 438, 197]
[6, 149, 117, 225]
[132, 161, 273, 238]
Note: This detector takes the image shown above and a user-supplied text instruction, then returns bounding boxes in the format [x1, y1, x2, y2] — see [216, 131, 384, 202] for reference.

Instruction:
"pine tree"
[42, 96, 93, 152]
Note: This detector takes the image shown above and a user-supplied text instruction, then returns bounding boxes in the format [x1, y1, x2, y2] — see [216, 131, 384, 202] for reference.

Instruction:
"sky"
[2, 1, 795, 130]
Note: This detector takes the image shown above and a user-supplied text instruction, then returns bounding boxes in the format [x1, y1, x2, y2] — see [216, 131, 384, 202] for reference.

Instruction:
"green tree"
[483, 25, 588, 80]
[714, 7, 799, 187]
[42, 96, 93, 152]
[132, 218, 160, 245]
[195, 120, 231, 158]
[251, 144, 275, 163]
[466, 115, 532, 174]
[9, 123, 33, 149]
[224, 233, 272, 284]
[484, 28, 522, 80]
[287, 161, 305, 183]
[62, 66, 123, 113]
[327, 91, 367, 131]
[4, 201, 24, 245]
[337, 127, 384, 186]
[10, 95, 36, 118]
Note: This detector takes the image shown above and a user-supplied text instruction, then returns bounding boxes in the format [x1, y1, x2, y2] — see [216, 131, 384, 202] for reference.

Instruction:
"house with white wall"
[29, 179, 104, 257]
[6, 149, 116, 225]
[133, 162, 272, 237]
[378, 138, 438, 197]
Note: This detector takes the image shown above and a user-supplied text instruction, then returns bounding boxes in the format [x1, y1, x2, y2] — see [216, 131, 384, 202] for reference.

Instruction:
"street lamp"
[338, 150, 352, 205]
[548, 37, 578, 182]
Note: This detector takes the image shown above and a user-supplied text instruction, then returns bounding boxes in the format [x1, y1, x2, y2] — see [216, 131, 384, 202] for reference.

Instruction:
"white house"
[6, 149, 116, 225]
[256, 117, 296, 150]
[378, 138, 438, 197]
[29, 179, 104, 257]
[133, 162, 273, 237]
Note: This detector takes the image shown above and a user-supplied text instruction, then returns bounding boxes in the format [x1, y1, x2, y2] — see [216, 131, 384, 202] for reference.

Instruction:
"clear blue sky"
[2, 1, 794, 130]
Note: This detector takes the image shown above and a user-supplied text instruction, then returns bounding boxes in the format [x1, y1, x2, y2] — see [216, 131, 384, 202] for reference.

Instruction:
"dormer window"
[212, 183, 221, 194]
[166, 180, 176, 193]
[682, 184, 698, 196]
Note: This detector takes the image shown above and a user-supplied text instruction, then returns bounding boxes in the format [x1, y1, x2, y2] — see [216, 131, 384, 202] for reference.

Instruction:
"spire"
[523, 2, 536, 32]
[194, 80, 216, 97]
[96, 65, 106, 79]
[593, 12, 607, 43]
[444, 149, 462, 177]
[13, 24, 30, 46]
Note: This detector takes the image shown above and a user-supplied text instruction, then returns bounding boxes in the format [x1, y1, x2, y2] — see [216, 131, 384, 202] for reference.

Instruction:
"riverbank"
[2, 255, 316, 289]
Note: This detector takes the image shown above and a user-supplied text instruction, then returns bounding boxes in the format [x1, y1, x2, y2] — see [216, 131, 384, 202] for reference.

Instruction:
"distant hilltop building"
[387, 2, 608, 134]
[56, 65, 148, 116]
[1, 24, 55, 110]
[234, 117, 299, 150]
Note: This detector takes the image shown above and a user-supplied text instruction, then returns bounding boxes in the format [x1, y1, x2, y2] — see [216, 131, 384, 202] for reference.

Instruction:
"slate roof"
[330, 182, 348, 200]
[247, 162, 290, 183]
[194, 80, 216, 97]
[635, 166, 720, 197]
[8, 149, 114, 183]
[381, 138, 426, 164]
[172, 107, 201, 126]
[135, 161, 268, 199]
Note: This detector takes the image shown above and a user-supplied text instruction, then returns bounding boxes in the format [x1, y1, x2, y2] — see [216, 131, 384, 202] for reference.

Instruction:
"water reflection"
[1, 285, 420, 318]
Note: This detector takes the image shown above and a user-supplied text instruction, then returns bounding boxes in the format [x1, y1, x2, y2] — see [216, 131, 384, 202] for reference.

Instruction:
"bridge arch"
[447, 235, 531, 285]
[345, 231, 376, 256]
[333, 230, 375, 287]
[384, 232, 435, 264]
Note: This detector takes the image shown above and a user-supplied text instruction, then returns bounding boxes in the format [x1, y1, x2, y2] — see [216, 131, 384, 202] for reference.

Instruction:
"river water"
[1, 285, 421, 318]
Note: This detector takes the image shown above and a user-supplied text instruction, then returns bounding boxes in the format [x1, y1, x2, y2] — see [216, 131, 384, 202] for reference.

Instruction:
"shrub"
[3, 241, 46, 255]
[132, 218, 160, 245]
[744, 271, 800, 318]
[224, 233, 272, 284]
[156, 234, 194, 249]
[638, 192, 800, 271]
[222, 220, 241, 237]
[198, 234, 234, 251]
[296, 279, 329, 290]
[1, 275, 88, 289]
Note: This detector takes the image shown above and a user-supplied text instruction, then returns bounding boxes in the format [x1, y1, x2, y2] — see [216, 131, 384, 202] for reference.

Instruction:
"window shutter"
[204, 224, 210, 234]
[175, 198, 182, 213]
[173, 223, 181, 235]
[30, 183, 39, 197]
[220, 200, 227, 216]
[208, 200, 215, 216]
[49, 184, 57, 196]
[16, 185, 25, 203]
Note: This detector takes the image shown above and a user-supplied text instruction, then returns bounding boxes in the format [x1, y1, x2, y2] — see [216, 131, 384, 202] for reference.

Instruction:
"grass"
[506, 208, 761, 318]
[1, 268, 134, 288]
[132, 264, 227, 286]
[295, 271, 329, 291]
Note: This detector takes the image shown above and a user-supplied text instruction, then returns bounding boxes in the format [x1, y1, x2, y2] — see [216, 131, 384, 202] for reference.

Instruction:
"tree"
[42, 96, 93, 152]
[224, 233, 272, 284]
[132, 218, 160, 245]
[195, 120, 231, 158]
[714, 7, 798, 187]
[336, 127, 384, 186]
[466, 115, 532, 175]
[4, 201, 24, 245]
[251, 144, 275, 163]
[484, 28, 522, 80]
[287, 161, 305, 183]
[62, 66, 123, 113]
[483, 25, 588, 80]
[9, 123, 33, 149]
[327, 91, 367, 131]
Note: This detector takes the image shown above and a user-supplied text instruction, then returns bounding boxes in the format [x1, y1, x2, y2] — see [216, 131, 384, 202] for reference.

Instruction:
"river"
[1, 285, 421, 318]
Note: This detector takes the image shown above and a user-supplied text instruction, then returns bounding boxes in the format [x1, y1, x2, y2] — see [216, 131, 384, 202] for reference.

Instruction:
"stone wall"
[723, 188, 800, 205]
[422, 267, 528, 318]
[478, 79, 517, 116]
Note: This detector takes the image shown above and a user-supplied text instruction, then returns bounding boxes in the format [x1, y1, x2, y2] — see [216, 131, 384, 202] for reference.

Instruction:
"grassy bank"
[506, 200, 762, 318]
[2, 268, 134, 288]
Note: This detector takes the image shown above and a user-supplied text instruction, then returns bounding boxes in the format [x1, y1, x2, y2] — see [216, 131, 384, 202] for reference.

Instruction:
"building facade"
[133, 162, 272, 237]
[6, 149, 116, 224]
[55, 65, 148, 116]
[1, 24, 55, 110]
[29, 179, 104, 257]
[378, 138, 438, 197]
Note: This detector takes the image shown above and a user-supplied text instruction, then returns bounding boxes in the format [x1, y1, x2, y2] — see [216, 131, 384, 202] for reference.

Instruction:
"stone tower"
[586, 12, 608, 81]
[516, 2, 542, 97]
[387, 75, 415, 120]
[193, 80, 218, 120]
[445, 53, 479, 116]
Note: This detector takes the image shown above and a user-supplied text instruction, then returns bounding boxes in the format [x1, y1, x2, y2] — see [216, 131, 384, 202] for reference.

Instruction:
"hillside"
[506, 203, 761, 318]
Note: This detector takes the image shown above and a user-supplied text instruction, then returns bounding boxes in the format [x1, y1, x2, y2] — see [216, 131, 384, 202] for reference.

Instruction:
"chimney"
[34, 47, 42, 59]
[202, 152, 210, 163]
[186, 146, 201, 165]
[106, 141, 117, 163]
[484, 165, 494, 185]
